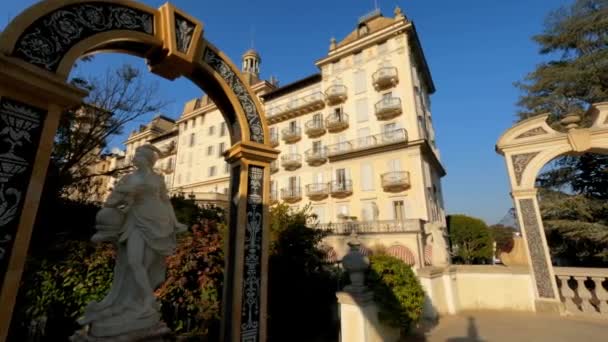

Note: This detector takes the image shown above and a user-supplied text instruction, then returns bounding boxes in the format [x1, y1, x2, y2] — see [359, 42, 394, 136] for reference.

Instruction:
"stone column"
[221, 141, 279, 342]
[512, 188, 562, 313]
[337, 237, 399, 342]
[0, 56, 87, 340]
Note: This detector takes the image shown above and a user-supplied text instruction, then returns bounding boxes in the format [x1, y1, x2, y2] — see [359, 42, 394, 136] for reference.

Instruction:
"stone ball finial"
[342, 235, 370, 292]
[560, 113, 582, 131]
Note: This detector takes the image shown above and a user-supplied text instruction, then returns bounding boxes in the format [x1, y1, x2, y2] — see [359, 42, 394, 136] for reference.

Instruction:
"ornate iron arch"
[0, 1, 277, 341]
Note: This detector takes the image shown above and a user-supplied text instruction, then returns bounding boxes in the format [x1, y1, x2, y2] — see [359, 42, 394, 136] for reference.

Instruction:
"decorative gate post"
[497, 103, 608, 314]
[511, 188, 561, 312]
[222, 141, 279, 342]
[0, 56, 87, 340]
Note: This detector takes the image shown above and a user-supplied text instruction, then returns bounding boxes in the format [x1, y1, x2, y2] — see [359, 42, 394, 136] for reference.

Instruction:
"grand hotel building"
[120, 8, 448, 267]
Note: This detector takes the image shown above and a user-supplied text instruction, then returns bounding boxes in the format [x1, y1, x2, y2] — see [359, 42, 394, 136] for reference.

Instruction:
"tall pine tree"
[516, 0, 608, 265]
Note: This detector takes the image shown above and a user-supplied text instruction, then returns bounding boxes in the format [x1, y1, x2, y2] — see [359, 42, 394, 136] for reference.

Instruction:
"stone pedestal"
[336, 291, 399, 342]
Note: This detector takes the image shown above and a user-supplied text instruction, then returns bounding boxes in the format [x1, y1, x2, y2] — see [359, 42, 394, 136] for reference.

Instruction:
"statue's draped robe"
[79, 173, 176, 336]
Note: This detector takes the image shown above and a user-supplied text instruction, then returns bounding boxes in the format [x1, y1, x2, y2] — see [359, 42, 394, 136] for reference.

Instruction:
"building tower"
[241, 49, 261, 85]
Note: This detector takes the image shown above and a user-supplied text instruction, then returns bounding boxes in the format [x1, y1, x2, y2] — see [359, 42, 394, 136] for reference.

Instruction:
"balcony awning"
[387, 244, 416, 266]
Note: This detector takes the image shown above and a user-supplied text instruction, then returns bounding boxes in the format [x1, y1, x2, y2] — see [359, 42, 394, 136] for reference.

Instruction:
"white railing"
[266, 92, 325, 118]
[326, 129, 408, 157]
[554, 267, 608, 317]
[316, 219, 424, 235]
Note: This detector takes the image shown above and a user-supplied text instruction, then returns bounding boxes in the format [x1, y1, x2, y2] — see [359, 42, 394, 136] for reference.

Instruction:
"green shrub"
[156, 220, 224, 339]
[367, 255, 425, 332]
[21, 241, 115, 338]
[447, 214, 493, 264]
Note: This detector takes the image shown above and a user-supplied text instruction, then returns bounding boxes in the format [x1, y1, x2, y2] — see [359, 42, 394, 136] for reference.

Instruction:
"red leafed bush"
[156, 219, 225, 338]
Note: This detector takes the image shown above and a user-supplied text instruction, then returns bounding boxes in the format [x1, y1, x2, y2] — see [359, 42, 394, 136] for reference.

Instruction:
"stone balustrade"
[554, 267, 608, 317]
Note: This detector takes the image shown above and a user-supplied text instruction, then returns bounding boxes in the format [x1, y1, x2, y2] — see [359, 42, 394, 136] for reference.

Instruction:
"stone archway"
[0, 1, 278, 341]
[496, 102, 608, 313]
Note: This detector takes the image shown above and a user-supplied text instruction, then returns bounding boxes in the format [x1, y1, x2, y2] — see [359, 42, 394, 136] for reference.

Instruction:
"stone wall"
[418, 265, 535, 319]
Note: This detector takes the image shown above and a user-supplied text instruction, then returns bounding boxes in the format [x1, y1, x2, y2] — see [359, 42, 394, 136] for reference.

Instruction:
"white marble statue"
[72, 145, 186, 341]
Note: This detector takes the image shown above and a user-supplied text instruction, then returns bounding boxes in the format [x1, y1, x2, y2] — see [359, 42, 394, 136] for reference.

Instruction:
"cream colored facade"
[99, 8, 447, 266]
[165, 8, 448, 267]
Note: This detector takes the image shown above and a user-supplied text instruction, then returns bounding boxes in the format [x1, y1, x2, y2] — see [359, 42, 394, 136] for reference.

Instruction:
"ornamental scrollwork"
[0, 98, 45, 283]
[241, 166, 264, 341]
[13, 3, 154, 71]
[519, 198, 556, 299]
[203, 48, 265, 143]
[515, 127, 548, 139]
[511, 152, 539, 186]
[174, 14, 195, 53]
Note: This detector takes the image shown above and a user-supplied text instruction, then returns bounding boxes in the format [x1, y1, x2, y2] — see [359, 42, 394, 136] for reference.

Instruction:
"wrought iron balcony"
[265, 92, 326, 123]
[325, 85, 347, 105]
[316, 219, 424, 235]
[281, 187, 302, 202]
[381, 171, 411, 192]
[330, 180, 353, 197]
[270, 131, 279, 147]
[326, 129, 408, 158]
[325, 112, 349, 133]
[306, 183, 329, 200]
[281, 153, 302, 170]
[375, 97, 402, 120]
[281, 127, 302, 143]
[305, 147, 328, 166]
[372, 67, 399, 90]
[270, 160, 279, 174]
[305, 119, 326, 137]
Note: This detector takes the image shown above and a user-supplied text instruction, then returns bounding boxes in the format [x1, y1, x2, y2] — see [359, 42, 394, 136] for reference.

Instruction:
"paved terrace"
[409, 311, 608, 342]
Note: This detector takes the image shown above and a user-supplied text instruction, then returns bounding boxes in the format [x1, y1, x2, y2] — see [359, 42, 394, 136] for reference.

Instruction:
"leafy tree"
[489, 224, 515, 256]
[538, 189, 608, 265]
[367, 255, 425, 334]
[515, 0, 608, 120]
[49, 63, 168, 199]
[170, 194, 225, 227]
[267, 204, 340, 342]
[447, 214, 493, 264]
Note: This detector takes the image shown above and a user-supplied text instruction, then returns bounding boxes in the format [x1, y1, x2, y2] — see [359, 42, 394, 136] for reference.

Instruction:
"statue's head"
[133, 144, 161, 169]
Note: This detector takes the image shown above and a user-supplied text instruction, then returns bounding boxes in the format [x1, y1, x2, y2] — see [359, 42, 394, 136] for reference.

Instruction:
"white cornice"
[315, 20, 409, 67]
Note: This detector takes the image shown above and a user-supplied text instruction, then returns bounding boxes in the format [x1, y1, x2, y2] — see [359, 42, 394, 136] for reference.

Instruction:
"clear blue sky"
[1, 0, 572, 224]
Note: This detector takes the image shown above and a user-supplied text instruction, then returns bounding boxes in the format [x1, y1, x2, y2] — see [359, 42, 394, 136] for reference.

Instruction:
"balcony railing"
[330, 180, 353, 197]
[281, 153, 302, 170]
[325, 112, 349, 132]
[305, 147, 328, 165]
[281, 187, 302, 202]
[317, 219, 424, 235]
[270, 132, 279, 147]
[281, 127, 302, 143]
[372, 67, 399, 90]
[555, 267, 608, 317]
[266, 92, 326, 122]
[381, 171, 411, 192]
[305, 119, 326, 137]
[270, 160, 279, 174]
[325, 85, 347, 105]
[375, 97, 402, 120]
[326, 129, 408, 158]
[306, 183, 329, 199]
